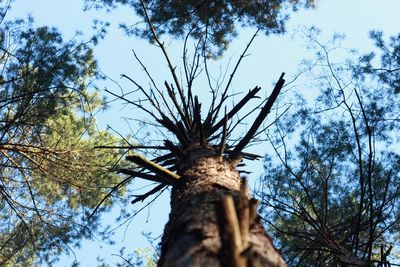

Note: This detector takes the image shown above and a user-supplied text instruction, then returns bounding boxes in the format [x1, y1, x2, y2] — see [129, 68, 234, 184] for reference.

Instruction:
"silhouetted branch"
[165, 81, 190, 129]
[139, 0, 188, 122]
[131, 184, 167, 204]
[88, 175, 134, 220]
[231, 73, 285, 157]
[118, 169, 165, 183]
[94, 145, 168, 150]
[209, 29, 260, 126]
[209, 86, 262, 137]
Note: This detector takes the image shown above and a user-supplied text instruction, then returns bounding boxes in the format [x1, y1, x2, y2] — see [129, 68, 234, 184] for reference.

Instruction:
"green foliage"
[131, 247, 157, 267]
[0, 9, 125, 266]
[84, 0, 315, 56]
[260, 31, 400, 265]
[356, 31, 400, 94]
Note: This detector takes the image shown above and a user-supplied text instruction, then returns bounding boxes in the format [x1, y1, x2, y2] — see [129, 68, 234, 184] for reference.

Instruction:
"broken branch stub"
[218, 178, 263, 267]
[126, 154, 180, 186]
[118, 73, 285, 211]
[221, 195, 247, 267]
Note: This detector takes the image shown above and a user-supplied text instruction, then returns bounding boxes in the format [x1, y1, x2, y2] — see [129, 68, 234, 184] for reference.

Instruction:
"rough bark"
[157, 147, 286, 267]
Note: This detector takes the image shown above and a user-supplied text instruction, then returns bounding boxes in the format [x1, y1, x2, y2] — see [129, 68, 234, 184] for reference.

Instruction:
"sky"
[6, 0, 400, 266]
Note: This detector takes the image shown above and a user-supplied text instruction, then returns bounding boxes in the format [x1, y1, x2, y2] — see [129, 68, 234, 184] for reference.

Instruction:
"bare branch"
[231, 73, 285, 157]
[88, 175, 133, 220]
[209, 29, 260, 125]
[218, 108, 228, 157]
[131, 184, 167, 205]
[126, 154, 180, 185]
[139, 0, 189, 123]
[209, 86, 262, 136]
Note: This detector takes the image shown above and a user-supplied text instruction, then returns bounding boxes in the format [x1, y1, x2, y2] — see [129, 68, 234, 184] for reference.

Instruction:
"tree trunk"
[157, 147, 286, 267]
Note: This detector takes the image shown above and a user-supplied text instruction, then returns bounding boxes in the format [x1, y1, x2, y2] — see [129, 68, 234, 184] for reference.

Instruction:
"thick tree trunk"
[157, 147, 286, 267]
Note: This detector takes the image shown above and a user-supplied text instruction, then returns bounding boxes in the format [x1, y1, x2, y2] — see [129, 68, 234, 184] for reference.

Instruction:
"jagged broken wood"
[238, 178, 250, 249]
[218, 178, 263, 267]
[131, 184, 166, 204]
[221, 195, 246, 267]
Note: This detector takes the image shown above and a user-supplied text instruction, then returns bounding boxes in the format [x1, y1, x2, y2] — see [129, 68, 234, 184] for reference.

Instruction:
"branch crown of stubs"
[117, 67, 285, 203]
[91, 0, 286, 214]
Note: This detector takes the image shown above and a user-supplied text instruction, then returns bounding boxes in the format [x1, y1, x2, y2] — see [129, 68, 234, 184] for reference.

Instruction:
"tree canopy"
[0, 5, 124, 265]
[84, 0, 316, 56]
[259, 30, 400, 265]
[2, 0, 400, 266]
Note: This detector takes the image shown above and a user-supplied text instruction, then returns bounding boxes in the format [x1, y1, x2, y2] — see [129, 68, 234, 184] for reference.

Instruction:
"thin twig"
[210, 29, 260, 125]
[139, 0, 190, 127]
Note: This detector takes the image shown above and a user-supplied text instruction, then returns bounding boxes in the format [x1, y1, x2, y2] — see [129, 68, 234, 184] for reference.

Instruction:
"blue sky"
[7, 0, 400, 266]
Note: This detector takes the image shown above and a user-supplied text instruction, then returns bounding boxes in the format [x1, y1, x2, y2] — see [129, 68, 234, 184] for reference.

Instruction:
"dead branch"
[208, 29, 260, 126]
[231, 73, 285, 158]
[126, 154, 180, 185]
[88, 175, 134, 220]
[221, 195, 246, 267]
[139, 0, 188, 119]
[131, 184, 167, 204]
[208, 86, 262, 137]
[218, 108, 228, 157]
[117, 169, 165, 184]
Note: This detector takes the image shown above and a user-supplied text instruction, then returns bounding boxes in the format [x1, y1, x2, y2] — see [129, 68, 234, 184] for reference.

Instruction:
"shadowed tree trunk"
[108, 71, 288, 266]
[118, 70, 287, 265]
[114, 70, 288, 266]
[158, 147, 287, 267]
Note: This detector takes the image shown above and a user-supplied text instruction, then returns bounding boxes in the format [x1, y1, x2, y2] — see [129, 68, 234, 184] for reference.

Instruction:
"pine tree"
[260, 30, 400, 266]
[96, 3, 289, 266]
[0, 6, 124, 265]
[84, 0, 316, 56]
